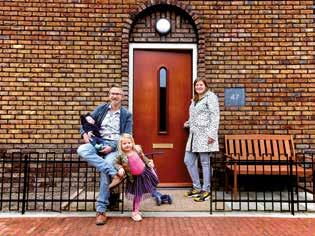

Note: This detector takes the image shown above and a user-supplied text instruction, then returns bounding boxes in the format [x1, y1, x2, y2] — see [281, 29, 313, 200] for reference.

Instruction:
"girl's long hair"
[117, 133, 136, 155]
[193, 78, 209, 102]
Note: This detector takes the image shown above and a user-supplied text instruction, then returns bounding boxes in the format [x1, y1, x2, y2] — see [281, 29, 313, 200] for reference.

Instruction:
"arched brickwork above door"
[130, 5, 198, 43]
[121, 1, 206, 89]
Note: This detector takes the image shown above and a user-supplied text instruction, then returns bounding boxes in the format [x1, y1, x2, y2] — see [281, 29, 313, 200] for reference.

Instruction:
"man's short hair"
[110, 83, 122, 90]
[109, 84, 124, 95]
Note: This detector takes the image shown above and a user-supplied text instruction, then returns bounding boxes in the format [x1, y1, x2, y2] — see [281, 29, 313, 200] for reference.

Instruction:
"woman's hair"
[193, 78, 209, 102]
[117, 133, 136, 154]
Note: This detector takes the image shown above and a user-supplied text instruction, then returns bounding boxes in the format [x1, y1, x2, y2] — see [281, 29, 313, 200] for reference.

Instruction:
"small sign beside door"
[224, 88, 245, 107]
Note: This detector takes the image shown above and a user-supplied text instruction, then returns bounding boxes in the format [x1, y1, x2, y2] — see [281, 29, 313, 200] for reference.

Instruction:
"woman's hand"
[208, 137, 215, 144]
[184, 121, 189, 128]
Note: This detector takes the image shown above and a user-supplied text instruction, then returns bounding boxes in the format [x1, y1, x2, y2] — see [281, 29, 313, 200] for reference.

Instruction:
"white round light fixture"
[156, 18, 171, 35]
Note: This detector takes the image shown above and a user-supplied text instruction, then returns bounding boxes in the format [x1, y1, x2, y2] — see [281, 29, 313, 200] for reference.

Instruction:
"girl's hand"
[148, 160, 154, 168]
[183, 121, 189, 128]
[118, 168, 125, 177]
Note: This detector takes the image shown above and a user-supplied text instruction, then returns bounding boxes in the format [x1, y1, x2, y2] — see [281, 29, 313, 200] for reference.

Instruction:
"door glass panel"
[159, 67, 167, 134]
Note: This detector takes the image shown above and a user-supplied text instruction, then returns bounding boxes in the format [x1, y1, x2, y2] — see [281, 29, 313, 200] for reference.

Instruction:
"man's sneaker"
[95, 212, 107, 225]
[108, 174, 124, 189]
[184, 188, 201, 198]
[193, 191, 210, 202]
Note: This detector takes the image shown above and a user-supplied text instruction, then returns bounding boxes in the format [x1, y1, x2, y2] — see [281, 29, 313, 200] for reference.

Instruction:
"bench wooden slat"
[228, 139, 234, 156]
[272, 140, 279, 158]
[284, 139, 293, 159]
[247, 139, 254, 159]
[225, 134, 292, 140]
[260, 139, 266, 156]
[235, 139, 241, 158]
[241, 140, 247, 158]
[253, 139, 259, 158]
[266, 140, 272, 157]
[278, 139, 284, 157]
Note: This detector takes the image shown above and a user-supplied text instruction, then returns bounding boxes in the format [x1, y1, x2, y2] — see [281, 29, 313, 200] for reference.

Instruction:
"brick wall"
[0, 0, 314, 153]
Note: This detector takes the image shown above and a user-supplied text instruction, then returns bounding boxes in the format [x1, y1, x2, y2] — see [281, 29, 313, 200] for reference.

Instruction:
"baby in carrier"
[80, 113, 116, 153]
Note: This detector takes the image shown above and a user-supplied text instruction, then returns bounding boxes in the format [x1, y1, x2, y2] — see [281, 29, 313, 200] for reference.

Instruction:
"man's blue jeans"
[77, 143, 117, 213]
[184, 152, 211, 192]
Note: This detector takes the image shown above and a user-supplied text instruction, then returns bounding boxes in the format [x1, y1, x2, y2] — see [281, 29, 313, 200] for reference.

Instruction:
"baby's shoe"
[161, 194, 173, 204]
[152, 190, 162, 206]
[95, 144, 104, 152]
[131, 211, 142, 222]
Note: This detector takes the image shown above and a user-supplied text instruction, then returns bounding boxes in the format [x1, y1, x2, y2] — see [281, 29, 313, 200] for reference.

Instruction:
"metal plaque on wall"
[224, 88, 245, 107]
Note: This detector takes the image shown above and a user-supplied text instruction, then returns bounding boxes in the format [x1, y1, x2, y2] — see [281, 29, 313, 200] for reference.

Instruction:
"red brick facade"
[0, 0, 314, 153]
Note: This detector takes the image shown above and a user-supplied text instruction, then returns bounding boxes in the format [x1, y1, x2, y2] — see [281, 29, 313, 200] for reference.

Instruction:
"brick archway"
[121, 1, 206, 96]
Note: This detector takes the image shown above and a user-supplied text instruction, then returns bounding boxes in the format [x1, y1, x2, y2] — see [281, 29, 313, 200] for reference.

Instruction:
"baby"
[80, 113, 115, 152]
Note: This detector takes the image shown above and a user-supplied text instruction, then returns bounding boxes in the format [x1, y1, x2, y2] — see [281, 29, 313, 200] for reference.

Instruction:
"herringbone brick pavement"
[0, 216, 314, 236]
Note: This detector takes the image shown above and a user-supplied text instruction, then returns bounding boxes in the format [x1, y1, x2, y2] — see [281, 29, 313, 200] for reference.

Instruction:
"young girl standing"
[115, 133, 159, 221]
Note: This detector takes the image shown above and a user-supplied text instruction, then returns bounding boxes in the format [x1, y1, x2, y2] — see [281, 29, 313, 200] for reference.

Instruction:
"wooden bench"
[224, 134, 313, 198]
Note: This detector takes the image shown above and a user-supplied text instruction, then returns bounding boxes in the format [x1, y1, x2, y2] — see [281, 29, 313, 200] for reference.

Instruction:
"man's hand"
[99, 146, 112, 154]
[83, 133, 90, 144]
[87, 131, 94, 138]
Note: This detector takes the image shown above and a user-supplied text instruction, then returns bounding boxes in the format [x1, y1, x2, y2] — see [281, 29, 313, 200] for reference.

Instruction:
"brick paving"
[1, 216, 315, 236]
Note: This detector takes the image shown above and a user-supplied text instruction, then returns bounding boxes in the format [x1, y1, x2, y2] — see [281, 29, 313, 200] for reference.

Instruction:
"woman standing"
[183, 78, 220, 202]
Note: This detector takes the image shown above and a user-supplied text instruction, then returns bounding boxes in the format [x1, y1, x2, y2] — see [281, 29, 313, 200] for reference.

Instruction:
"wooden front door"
[133, 50, 192, 186]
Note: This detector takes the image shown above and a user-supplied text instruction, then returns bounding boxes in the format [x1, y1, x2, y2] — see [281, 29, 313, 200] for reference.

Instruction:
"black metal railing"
[0, 151, 124, 214]
[1, 150, 314, 215]
[210, 151, 315, 215]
